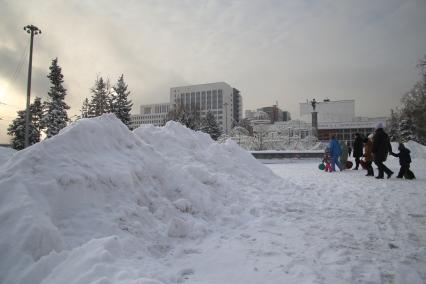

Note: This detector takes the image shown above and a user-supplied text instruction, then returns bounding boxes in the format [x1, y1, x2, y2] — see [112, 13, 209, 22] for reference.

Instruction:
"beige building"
[170, 82, 243, 134]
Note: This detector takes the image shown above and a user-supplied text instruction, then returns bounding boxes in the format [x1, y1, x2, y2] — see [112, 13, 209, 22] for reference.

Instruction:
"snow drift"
[0, 114, 281, 284]
[0, 146, 16, 164]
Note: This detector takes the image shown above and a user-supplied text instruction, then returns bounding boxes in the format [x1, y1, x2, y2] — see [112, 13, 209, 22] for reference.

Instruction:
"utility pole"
[23, 25, 41, 148]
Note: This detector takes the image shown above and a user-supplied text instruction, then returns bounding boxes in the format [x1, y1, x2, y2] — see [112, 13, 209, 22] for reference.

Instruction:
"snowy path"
[162, 159, 426, 284]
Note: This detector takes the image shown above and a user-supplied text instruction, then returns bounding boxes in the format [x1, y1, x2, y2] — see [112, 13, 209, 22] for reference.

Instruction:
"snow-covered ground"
[0, 146, 16, 164]
[1, 115, 425, 284]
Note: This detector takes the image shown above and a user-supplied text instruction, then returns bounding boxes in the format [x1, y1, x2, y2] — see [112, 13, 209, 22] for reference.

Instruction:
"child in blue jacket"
[329, 135, 343, 172]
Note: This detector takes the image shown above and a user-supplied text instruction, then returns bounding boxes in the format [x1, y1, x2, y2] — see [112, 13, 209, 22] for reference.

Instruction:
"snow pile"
[390, 140, 426, 160]
[404, 140, 426, 160]
[0, 114, 280, 284]
[0, 146, 16, 164]
[134, 121, 275, 186]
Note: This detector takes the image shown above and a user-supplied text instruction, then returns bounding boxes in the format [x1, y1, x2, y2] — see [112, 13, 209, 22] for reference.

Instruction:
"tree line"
[166, 104, 223, 140]
[7, 58, 133, 150]
[6, 56, 227, 149]
[165, 102, 258, 141]
[80, 75, 132, 126]
[387, 55, 426, 144]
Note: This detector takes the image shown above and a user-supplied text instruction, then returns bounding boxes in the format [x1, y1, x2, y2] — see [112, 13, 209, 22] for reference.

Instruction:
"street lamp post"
[23, 25, 41, 148]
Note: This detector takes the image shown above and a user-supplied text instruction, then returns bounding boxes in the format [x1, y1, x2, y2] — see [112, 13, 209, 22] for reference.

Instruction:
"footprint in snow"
[177, 268, 194, 283]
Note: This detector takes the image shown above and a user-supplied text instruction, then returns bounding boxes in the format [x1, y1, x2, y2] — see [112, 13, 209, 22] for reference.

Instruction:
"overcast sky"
[1, 0, 425, 143]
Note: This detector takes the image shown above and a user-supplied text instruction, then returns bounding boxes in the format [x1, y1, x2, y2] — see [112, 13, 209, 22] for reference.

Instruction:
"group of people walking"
[322, 122, 415, 179]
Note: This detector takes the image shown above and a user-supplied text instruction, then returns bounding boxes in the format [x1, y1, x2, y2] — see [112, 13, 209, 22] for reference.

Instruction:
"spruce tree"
[8, 111, 29, 150]
[236, 118, 254, 135]
[399, 114, 416, 142]
[199, 111, 222, 140]
[112, 74, 133, 127]
[31, 97, 44, 142]
[166, 104, 200, 130]
[7, 98, 43, 150]
[81, 98, 90, 118]
[105, 78, 114, 114]
[89, 77, 110, 117]
[387, 109, 400, 142]
[42, 58, 70, 138]
[398, 81, 426, 144]
[389, 55, 426, 145]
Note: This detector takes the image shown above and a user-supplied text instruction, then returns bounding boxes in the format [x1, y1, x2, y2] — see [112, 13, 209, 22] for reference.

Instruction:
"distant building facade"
[258, 106, 283, 123]
[170, 82, 242, 134]
[282, 111, 291, 122]
[130, 103, 171, 129]
[317, 118, 387, 144]
[244, 110, 271, 125]
[300, 99, 355, 123]
[130, 82, 242, 134]
[245, 105, 291, 125]
[299, 99, 387, 144]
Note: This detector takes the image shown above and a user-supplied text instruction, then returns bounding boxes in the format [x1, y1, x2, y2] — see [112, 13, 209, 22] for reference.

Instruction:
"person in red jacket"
[323, 147, 333, 172]
[363, 134, 374, 176]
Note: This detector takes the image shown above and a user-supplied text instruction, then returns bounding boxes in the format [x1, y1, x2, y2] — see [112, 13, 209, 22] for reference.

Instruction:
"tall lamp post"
[23, 25, 41, 148]
[310, 98, 318, 138]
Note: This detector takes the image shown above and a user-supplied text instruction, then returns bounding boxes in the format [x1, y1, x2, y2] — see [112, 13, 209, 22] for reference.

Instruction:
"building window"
[207, 90, 212, 110]
[212, 90, 217, 109]
[191, 92, 195, 110]
[202, 91, 206, 110]
[144, 107, 151, 114]
[196, 92, 200, 110]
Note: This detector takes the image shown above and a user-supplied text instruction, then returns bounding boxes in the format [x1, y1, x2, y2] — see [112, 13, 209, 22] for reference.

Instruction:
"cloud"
[1, 0, 425, 143]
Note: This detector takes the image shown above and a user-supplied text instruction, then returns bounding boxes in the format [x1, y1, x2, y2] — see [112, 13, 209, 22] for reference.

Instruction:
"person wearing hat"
[372, 122, 393, 179]
[352, 133, 364, 170]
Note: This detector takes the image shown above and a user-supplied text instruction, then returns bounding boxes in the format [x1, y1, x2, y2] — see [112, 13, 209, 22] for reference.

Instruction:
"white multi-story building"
[300, 99, 355, 123]
[170, 82, 243, 134]
[130, 82, 242, 133]
[299, 99, 388, 144]
[130, 103, 171, 129]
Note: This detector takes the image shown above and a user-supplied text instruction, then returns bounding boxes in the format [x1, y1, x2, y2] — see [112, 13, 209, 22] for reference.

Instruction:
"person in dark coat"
[347, 142, 352, 157]
[352, 133, 364, 170]
[372, 122, 393, 179]
[390, 143, 415, 179]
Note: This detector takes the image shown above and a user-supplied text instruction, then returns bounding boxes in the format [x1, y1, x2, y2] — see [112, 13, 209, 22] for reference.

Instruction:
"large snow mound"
[0, 146, 16, 164]
[134, 122, 275, 186]
[390, 141, 426, 160]
[404, 140, 426, 160]
[0, 114, 281, 284]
